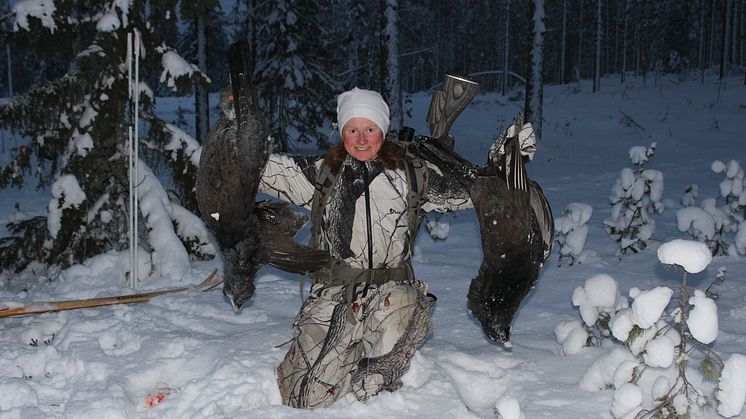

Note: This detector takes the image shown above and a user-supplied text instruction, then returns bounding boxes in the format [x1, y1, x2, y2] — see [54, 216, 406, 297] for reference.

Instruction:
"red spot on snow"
[144, 389, 170, 408]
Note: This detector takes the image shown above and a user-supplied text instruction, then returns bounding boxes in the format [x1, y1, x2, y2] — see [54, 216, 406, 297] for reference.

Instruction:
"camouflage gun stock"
[426, 73, 479, 147]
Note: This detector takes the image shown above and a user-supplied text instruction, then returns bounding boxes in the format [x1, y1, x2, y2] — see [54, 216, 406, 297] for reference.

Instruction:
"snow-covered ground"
[1, 74, 746, 418]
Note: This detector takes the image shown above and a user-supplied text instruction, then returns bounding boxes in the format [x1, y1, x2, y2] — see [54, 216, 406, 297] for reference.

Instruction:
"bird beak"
[231, 300, 243, 313]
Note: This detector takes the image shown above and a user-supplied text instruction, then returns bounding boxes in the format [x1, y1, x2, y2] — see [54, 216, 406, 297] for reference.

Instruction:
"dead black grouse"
[195, 43, 328, 311]
[413, 115, 553, 346]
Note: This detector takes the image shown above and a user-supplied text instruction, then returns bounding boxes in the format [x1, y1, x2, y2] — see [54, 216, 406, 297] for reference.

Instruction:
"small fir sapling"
[681, 184, 698, 207]
[559, 239, 746, 418]
[678, 160, 746, 256]
[555, 273, 628, 354]
[676, 201, 731, 256]
[712, 160, 746, 221]
[604, 143, 664, 258]
[676, 206, 723, 255]
[555, 202, 593, 266]
[711, 159, 746, 255]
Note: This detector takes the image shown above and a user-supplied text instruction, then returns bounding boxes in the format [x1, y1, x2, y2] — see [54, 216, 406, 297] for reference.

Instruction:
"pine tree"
[0, 1, 213, 277]
[254, 0, 340, 151]
[178, 1, 231, 142]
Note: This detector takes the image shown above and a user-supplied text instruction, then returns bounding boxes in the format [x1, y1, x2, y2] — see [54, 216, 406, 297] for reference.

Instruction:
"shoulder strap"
[401, 154, 429, 253]
[309, 161, 339, 249]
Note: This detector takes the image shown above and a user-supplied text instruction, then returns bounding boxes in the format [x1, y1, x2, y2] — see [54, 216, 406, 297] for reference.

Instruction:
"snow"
[572, 273, 623, 326]
[687, 289, 718, 344]
[718, 354, 746, 417]
[159, 51, 200, 91]
[580, 347, 636, 391]
[12, 0, 56, 32]
[496, 395, 524, 419]
[2, 76, 746, 418]
[677, 206, 716, 240]
[611, 383, 641, 418]
[736, 223, 746, 255]
[47, 174, 86, 239]
[133, 159, 191, 281]
[96, 11, 121, 32]
[642, 335, 675, 368]
[630, 286, 672, 329]
[657, 239, 713, 273]
[556, 202, 593, 262]
[163, 123, 202, 167]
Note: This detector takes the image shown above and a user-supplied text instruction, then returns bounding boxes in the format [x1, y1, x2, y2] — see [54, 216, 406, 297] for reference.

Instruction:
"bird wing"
[262, 234, 330, 274]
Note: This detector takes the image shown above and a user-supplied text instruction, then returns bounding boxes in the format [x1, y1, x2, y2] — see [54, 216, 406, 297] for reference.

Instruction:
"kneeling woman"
[257, 88, 471, 408]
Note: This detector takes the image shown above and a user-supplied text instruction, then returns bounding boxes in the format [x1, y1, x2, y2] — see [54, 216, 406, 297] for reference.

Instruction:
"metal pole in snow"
[127, 32, 136, 289]
[134, 29, 141, 288]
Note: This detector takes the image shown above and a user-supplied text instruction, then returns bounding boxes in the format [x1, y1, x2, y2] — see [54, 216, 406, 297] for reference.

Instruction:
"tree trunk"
[721, 0, 732, 79]
[699, 0, 706, 81]
[732, 0, 739, 64]
[577, 0, 584, 81]
[503, 0, 512, 94]
[634, 11, 640, 77]
[738, 0, 746, 66]
[5, 43, 12, 97]
[382, 0, 402, 133]
[613, 0, 619, 76]
[524, 0, 545, 142]
[622, 0, 628, 83]
[710, 0, 718, 68]
[195, 15, 209, 144]
[246, 0, 258, 67]
[560, 0, 567, 84]
[594, 0, 603, 92]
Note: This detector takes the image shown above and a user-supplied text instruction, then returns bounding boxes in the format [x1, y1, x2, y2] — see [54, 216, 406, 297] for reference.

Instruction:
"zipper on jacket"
[362, 163, 374, 270]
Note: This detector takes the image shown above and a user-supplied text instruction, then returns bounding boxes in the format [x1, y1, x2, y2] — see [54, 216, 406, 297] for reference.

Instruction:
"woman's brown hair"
[323, 140, 403, 174]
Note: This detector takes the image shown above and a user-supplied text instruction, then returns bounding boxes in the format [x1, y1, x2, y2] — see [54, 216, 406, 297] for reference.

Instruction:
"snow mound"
[657, 239, 712, 274]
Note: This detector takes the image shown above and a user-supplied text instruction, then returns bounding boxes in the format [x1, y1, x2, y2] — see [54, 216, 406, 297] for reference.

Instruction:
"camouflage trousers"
[276, 280, 435, 409]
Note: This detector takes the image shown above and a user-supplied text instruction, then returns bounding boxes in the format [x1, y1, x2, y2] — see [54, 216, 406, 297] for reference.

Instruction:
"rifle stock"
[426, 73, 479, 145]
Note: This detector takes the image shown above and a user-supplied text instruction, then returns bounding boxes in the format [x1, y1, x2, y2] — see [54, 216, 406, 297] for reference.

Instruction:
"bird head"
[468, 296, 512, 347]
[222, 277, 255, 312]
[483, 319, 511, 346]
[219, 86, 236, 121]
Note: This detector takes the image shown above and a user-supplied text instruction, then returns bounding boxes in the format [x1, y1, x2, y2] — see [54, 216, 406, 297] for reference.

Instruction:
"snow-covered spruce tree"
[253, 0, 340, 151]
[676, 160, 746, 256]
[712, 159, 746, 255]
[603, 143, 664, 258]
[556, 240, 746, 418]
[555, 202, 593, 266]
[681, 184, 698, 207]
[0, 1, 215, 279]
[676, 204, 729, 256]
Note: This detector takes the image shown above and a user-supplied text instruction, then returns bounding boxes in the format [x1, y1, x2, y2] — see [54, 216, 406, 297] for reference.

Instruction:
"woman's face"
[342, 117, 383, 161]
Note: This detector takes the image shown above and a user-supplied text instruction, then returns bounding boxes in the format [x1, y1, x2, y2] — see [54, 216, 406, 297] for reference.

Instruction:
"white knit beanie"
[336, 87, 390, 135]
